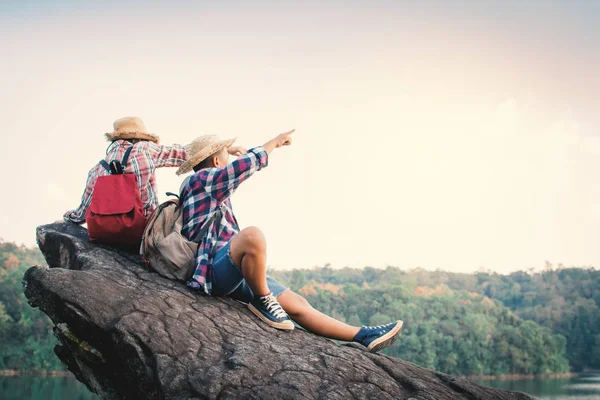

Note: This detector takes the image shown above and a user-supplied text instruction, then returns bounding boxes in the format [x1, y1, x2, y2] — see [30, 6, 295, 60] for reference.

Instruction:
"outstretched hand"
[262, 129, 296, 155]
[274, 129, 295, 148]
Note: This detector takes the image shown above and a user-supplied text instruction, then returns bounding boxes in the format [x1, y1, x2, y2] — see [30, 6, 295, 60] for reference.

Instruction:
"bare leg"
[277, 290, 360, 341]
[228, 227, 269, 296]
[229, 227, 359, 340]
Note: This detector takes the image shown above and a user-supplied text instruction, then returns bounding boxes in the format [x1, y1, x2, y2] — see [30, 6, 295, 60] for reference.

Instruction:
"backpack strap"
[99, 160, 111, 172]
[98, 145, 134, 175]
[121, 145, 134, 168]
[109, 160, 124, 174]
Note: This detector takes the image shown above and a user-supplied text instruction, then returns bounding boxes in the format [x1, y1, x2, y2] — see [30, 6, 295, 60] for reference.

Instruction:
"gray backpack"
[139, 178, 222, 282]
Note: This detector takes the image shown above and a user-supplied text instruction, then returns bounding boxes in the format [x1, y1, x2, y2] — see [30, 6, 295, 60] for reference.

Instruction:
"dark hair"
[193, 149, 224, 172]
[118, 138, 146, 145]
[106, 138, 145, 154]
[193, 158, 213, 172]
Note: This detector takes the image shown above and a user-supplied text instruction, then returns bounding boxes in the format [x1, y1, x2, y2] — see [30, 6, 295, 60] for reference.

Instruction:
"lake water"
[1, 373, 599, 399]
[474, 373, 600, 400]
[0, 375, 98, 400]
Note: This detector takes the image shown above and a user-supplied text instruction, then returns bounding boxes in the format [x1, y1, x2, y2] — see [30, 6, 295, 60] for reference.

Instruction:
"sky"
[0, 0, 598, 273]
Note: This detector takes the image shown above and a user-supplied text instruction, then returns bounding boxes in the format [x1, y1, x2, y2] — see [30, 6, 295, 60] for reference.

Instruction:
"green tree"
[0, 240, 64, 372]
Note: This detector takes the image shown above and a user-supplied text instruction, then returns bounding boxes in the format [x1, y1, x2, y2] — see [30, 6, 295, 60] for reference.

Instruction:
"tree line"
[1, 240, 597, 376]
[269, 264, 599, 375]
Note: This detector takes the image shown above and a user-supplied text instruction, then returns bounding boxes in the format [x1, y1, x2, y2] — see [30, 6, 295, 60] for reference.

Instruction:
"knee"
[283, 291, 312, 319]
[239, 226, 266, 254]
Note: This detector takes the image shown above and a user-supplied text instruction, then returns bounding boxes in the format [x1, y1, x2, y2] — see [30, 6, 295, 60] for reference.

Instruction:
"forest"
[270, 264, 599, 375]
[1, 239, 598, 376]
[0, 241, 63, 371]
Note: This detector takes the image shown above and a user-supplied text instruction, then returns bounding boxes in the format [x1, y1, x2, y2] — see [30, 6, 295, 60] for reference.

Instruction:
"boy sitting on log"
[176, 129, 403, 352]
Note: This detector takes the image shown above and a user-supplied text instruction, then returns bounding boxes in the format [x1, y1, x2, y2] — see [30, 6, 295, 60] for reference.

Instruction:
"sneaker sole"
[367, 320, 404, 353]
[248, 304, 295, 331]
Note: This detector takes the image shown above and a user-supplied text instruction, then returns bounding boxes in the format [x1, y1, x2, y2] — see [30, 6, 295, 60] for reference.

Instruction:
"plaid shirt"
[64, 140, 187, 223]
[180, 146, 269, 294]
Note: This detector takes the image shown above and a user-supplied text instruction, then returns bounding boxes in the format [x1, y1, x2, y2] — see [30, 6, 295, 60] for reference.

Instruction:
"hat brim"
[176, 138, 236, 176]
[105, 131, 160, 144]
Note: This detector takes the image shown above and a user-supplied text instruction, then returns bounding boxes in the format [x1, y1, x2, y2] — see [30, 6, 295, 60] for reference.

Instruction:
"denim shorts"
[211, 240, 288, 302]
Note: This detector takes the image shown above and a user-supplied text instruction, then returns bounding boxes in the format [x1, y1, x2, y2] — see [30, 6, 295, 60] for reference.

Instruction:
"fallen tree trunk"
[23, 222, 536, 400]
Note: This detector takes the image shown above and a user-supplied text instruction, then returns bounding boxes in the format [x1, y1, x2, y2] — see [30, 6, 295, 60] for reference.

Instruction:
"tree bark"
[23, 223, 537, 400]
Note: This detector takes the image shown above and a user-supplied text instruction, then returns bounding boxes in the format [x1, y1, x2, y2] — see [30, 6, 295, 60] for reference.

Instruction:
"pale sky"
[1, 1, 598, 273]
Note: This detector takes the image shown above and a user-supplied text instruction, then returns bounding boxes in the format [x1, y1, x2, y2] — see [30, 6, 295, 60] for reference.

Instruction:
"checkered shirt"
[180, 146, 269, 294]
[64, 140, 187, 223]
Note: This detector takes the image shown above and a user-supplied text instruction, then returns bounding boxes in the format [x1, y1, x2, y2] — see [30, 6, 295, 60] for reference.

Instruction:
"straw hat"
[105, 117, 160, 143]
[176, 135, 236, 175]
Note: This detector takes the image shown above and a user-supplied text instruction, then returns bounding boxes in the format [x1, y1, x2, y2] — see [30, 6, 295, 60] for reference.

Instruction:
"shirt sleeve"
[63, 164, 103, 224]
[147, 142, 188, 168]
[193, 146, 268, 203]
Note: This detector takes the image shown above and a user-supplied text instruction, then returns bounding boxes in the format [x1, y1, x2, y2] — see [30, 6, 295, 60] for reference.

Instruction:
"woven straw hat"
[176, 135, 236, 175]
[105, 116, 160, 144]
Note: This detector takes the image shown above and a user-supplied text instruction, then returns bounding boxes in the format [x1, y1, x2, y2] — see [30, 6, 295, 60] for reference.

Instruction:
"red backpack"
[85, 146, 147, 251]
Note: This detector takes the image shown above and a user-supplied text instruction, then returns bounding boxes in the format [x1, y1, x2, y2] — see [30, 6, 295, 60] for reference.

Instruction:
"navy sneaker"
[353, 321, 403, 352]
[248, 293, 295, 331]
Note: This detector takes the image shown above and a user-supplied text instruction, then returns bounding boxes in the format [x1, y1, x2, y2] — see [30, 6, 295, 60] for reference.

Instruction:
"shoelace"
[364, 323, 393, 331]
[262, 295, 287, 319]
